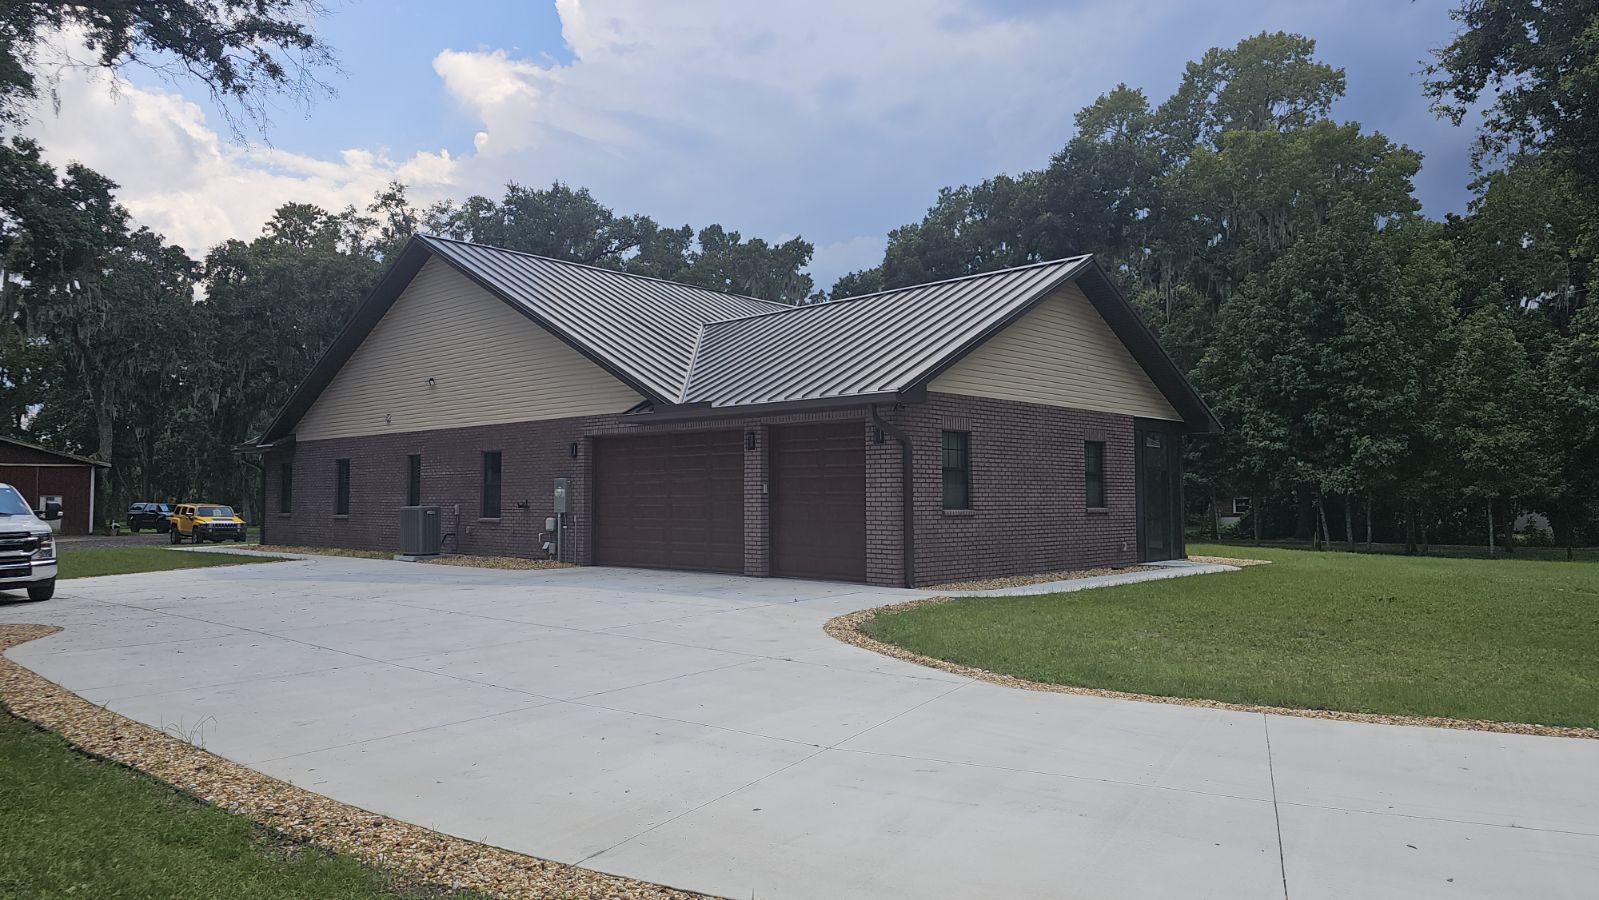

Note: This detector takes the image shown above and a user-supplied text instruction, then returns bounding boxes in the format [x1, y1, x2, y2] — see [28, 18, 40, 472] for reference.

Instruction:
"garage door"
[770, 423, 866, 582]
[593, 432, 744, 573]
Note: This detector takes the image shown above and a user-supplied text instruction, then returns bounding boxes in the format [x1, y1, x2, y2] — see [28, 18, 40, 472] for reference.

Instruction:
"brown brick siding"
[891, 393, 1139, 586]
[264, 394, 1143, 587]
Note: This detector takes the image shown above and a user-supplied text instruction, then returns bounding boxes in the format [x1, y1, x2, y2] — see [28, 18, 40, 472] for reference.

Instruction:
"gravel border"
[255, 545, 574, 571]
[1187, 555, 1271, 567]
[824, 598, 1598, 740]
[0, 624, 705, 899]
[925, 564, 1156, 591]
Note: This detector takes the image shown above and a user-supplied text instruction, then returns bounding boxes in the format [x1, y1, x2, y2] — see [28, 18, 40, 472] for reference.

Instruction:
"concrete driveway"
[3, 554, 1595, 899]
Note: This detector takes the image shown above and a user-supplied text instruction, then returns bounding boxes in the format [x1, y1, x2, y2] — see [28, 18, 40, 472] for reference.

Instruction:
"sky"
[22, 0, 1473, 290]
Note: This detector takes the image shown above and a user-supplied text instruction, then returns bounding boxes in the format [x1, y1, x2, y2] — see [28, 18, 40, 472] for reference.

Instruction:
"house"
[250, 235, 1217, 587]
[0, 436, 109, 534]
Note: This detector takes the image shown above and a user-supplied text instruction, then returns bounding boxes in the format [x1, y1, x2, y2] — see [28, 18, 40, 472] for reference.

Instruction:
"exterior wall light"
[569, 442, 579, 459]
[745, 431, 758, 451]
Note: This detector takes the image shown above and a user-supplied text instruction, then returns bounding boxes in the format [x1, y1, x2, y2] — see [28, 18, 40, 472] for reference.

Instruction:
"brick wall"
[895, 393, 1139, 586]
[263, 394, 1140, 587]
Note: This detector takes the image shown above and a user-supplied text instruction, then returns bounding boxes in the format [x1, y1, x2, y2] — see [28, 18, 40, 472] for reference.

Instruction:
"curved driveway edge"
[4, 556, 1597, 900]
[824, 598, 1599, 740]
[0, 623, 708, 900]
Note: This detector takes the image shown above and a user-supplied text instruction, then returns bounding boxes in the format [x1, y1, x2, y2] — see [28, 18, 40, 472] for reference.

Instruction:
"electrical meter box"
[553, 478, 568, 514]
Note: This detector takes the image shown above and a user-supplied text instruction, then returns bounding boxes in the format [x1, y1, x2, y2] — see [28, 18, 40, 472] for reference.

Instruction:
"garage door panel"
[594, 432, 744, 573]
[770, 423, 866, 582]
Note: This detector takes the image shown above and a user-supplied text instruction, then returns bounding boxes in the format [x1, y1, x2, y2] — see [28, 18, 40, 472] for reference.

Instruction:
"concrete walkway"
[939, 558, 1238, 596]
[2, 556, 1595, 899]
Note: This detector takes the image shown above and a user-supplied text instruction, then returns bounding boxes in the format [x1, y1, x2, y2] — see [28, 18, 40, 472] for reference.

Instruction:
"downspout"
[869, 403, 915, 588]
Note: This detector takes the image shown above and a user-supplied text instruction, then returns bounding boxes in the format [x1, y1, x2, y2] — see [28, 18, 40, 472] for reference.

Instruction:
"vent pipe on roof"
[870, 403, 915, 588]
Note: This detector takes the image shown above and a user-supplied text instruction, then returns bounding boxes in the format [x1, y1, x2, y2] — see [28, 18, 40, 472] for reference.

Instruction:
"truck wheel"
[26, 579, 54, 602]
[128, 524, 140, 534]
[169, 528, 181, 545]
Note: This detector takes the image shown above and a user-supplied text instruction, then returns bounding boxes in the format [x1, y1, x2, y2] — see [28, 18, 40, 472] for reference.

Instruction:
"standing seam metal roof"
[262, 235, 1213, 443]
[419, 235, 788, 401]
[680, 257, 1091, 406]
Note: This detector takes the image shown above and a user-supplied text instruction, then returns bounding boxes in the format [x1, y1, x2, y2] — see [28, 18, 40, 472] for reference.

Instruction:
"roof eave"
[625, 390, 915, 423]
[1070, 260, 1222, 433]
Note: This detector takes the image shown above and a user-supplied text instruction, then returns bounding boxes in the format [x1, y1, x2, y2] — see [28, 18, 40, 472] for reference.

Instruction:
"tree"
[428, 182, 815, 303]
[1425, 0, 1599, 187]
[1196, 202, 1455, 548]
[1433, 307, 1551, 554]
[0, 0, 333, 132]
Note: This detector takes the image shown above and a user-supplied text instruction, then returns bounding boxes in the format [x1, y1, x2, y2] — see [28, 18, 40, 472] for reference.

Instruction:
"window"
[481, 451, 502, 518]
[1084, 441, 1106, 508]
[278, 463, 292, 513]
[1232, 496, 1251, 515]
[941, 431, 970, 510]
[334, 459, 350, 515]
[406, 454, 422, 506]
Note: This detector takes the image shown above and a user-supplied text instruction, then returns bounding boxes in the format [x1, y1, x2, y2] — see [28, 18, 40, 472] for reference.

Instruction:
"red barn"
[0, 436, 109, 535]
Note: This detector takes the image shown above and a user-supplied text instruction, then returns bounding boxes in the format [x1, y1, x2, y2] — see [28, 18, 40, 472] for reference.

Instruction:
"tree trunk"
[1315, 493, 1332, 550]
[1344, 493, 1355, 552]
[1487, 502, 1496, 558]
[1252, 485, 1263, 546]
[1403, 497, 1417, 555]
[1420, 505, 1431, 556]
[1295, 488, 1315, 542]
[1501, 505, 1516, 555]
[95, 397, 115, 532]
[1365, 493, 1374, 552]
[1210, 490, 1221, 541]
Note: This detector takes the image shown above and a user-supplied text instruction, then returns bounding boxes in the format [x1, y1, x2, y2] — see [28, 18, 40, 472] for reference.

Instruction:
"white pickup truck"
[0, 482, 58, 602]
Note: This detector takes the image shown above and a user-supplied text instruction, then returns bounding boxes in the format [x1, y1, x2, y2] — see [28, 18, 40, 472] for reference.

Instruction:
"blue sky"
[37, 0, 1474, 289]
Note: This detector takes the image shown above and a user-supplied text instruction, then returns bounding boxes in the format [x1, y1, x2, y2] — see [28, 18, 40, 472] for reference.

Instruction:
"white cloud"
[21, 43, 459, 257]
[19, 1, 1464, 289]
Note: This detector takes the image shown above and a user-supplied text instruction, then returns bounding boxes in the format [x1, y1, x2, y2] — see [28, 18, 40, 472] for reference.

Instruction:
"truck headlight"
[32, 535, 54, 561]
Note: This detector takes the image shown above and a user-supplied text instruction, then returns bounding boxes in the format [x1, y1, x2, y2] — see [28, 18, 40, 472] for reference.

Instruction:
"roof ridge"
[418, 234, 789, 309]
[698, 254, 1094, 329]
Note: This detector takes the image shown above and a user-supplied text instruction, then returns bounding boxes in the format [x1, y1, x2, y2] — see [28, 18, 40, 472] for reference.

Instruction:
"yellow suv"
[168, 503, 247, 544]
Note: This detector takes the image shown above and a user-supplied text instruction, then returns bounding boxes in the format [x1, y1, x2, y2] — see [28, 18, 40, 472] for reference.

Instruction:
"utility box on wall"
[399, 505, 441, 556]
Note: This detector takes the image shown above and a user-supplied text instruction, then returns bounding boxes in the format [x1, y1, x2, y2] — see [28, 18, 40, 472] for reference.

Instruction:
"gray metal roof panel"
[681, 257, 1092, 407]
[419, 235, 787, 400]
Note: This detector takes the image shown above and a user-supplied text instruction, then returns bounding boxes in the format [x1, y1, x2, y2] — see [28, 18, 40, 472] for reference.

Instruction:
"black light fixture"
[873, 427, 886, 444]
[569, 442, 579, 459]
[745, 431, 757, 451]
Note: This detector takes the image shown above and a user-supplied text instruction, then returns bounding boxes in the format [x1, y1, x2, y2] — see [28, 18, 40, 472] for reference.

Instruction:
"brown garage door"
[770, 422, 866, 582]
[593, 432, 744, 573]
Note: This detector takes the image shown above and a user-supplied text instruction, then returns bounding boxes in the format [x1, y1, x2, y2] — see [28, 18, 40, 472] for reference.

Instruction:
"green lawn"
[56, 547, 287, 580]
[0, 713, 472, 899]
[863, 544, 1599, 728]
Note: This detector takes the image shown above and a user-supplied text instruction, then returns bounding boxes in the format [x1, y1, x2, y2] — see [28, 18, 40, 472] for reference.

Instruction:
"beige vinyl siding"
[929, 283, 1181, 421]
[297, 258, 643, 440]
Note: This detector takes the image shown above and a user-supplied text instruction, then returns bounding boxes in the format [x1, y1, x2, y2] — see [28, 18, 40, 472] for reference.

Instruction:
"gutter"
[869, 403, 916, 588]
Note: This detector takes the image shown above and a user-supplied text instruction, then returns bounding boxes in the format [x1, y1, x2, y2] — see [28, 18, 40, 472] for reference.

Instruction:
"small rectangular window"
[481, 451, 502, 518]
[406, 454, 422, 506]
[1232, 496, 1251, 515]
[1084, 441, 1105, 508]
[278, 463, 293, 513]
[942, 431, 970, 510]
[334, 459, 350, 516]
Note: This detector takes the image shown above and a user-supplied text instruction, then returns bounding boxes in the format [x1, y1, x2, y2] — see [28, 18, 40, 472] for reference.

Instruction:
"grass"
[1202, 537, 1599, 563]
[55, 547, 287, 580]
[863, 543, 1599, 728]
[0, 712, 475, 899]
